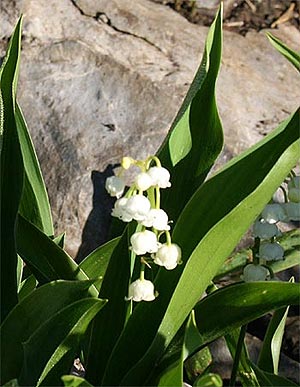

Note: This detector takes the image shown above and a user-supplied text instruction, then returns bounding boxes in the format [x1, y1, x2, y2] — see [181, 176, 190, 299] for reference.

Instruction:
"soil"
[152, 0, 300, 36]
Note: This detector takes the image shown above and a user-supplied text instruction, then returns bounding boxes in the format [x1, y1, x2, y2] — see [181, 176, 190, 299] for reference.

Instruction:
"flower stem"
[252, 237, 260, 265]
[140, 262, 145, 281]
[229, 324, 247, 387]
[155, 186, 160, 209]
[165, 230, 172, 246]
[146, 155, 161, 169]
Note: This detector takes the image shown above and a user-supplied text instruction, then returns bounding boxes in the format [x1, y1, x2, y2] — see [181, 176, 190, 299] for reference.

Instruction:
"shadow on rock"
[76, 166, 117, 262]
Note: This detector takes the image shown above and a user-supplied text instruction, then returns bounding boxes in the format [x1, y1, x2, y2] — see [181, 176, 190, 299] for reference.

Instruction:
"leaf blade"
[0, 16, 24, 322]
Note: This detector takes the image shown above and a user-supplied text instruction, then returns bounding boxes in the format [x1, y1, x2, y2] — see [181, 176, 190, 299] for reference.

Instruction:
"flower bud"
[261, 204, 286, 224]
[126, 195, 151, 221]
[121, 156, 134, 170]
[126, 279, 156, 302]
[105, 176, 125, 199]
[152, 243, 182, 270]
[130, 230, 159, 255]
[259, 242, 284, 261]
[253, 219, 281, 239]
[141, 209, 170, 231]
[243, 264, 269, 282]
[147, 166, 171, 188]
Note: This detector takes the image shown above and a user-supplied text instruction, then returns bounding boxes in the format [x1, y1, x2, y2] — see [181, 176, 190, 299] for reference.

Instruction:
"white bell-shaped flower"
[141, 209, 170, 231]
[130, 230, 159, 255]
[281, 202, 300, 221]
[261, 203, 286, 224]
[126, 195, 151, 221]
[259, 242, 284, 261]
[126, 279, 156, 302]
[242, 264, 269, 282]
[147, 166, 171, 188]
[111, 197, 133, 222]
[152, 243, 182, 270]
[253, 219, 281, 239]
[105, 176, 125, 199]
[134, 172, 153, 191]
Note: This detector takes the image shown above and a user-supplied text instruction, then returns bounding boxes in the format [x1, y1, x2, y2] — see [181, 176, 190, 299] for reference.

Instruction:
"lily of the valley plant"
[1, 4, 299, 387]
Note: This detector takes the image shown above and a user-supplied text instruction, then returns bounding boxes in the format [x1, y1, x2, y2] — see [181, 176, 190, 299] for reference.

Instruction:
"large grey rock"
[1, 0, 299, 257]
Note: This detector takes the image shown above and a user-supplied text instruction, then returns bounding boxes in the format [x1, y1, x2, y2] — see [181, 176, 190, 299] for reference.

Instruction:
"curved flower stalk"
[243, 170, 299, 282]
[105, 155, 182, 301]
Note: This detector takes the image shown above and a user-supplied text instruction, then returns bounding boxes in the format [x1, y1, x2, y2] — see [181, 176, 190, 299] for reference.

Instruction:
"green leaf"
[53, 232, 66, 248]
[16, 214, 97, 295]
[102, 108, 299, 386]
[79, 237, 120, 291]
[19, 298, 106, 387]
[193, 373, 223, 387]
[0, 280, 96, 385]
[0, 16, 24, 322]
[18, 273, 37, 301]
[156, 356, 183, 387]
[251, 362, 298, 387]
[266, 32, 300, 72]
[157, 3, 223, 222]
[193, 282, 299, 348]
[62, 375, 94, 387]
[148, 312, 207, 387]
[84, 230, 131, 385]
[257, 301, 291, 374]
[16, 104, 54, 235]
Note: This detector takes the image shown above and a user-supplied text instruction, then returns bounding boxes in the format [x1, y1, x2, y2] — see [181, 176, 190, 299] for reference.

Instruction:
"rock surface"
[1, 0, 299, 257]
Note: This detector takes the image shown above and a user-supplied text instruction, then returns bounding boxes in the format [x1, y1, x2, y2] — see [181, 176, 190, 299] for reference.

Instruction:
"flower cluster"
[105, 155, 182, 302]
[243, 172, 299, 282]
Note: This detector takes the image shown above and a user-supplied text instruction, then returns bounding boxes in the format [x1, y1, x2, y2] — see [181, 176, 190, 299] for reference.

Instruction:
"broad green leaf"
[16, 214, 97, 295]
[266, 32, 300, 72]
[156, 356, 183, 387]
[147, 312, 207, 387]
[102, 109, 299, 386]
[193, 282, 299, 348]
[149, 312, 202, 387]
[157, 4, 223, 222]
[251, 362, 298, 387]
[215, 228, 300, 280]
[84, 230, 131, 385]
[193, 373, 223, 387]
[18, 298, 106, 387]
[0, 16, 24, 322]
[79, 237, 120, 291]
[257, 302, 291, 374]
[62, 375, 94, 387]
[16, 103, 54, 235]
[0, 280, 96, 385]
